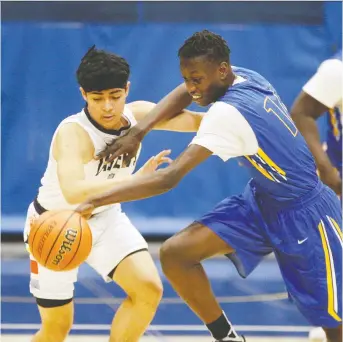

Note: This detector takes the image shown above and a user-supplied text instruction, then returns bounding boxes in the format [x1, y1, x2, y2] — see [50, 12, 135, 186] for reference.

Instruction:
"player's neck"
[226, 71, 236, 88]
[110, 116, 129, 130]
[84, 106, 130, 134]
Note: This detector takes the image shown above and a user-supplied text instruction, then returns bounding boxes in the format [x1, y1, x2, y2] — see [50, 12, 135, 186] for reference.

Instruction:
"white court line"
[1, 324, 312, 332]
[1, 292, 289, 304]
[0, 335, 309, 342]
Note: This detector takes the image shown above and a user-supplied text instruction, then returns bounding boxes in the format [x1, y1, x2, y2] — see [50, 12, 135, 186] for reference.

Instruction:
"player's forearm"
[136, 83, 192, 136]
[88, 171, 176, 208]
[61, 176, 132, 204]
[155, 110, 203, 132]
[294, 115, 334, 171]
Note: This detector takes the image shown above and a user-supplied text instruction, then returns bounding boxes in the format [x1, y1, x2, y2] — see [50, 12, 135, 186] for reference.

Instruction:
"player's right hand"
[95, 126, 144, 162]
[75, 202, 95, 220]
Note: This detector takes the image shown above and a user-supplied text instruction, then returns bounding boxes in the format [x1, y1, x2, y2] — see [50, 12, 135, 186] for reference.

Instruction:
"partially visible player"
[24, 46, 203, 342]
[77, 31, 342, 342]
[291, 49, 343, 342]
[291, 50, 342, 195]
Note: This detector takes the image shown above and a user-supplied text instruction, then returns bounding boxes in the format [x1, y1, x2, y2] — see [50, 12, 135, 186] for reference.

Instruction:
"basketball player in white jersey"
[291, 51, 343, 342]
[24, 46, 203, 342]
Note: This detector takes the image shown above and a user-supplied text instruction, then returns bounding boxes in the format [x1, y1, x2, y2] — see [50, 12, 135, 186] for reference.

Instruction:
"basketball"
[28, 210, 92, 272]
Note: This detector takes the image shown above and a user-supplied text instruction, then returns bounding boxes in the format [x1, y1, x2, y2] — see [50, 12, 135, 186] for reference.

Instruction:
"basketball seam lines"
[43, 211, 76, 267]
[61, 214, 83, 271]
[30, 211, 61, 257]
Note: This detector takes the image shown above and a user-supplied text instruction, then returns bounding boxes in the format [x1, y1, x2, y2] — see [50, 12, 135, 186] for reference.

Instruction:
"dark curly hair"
[178, 30, 231, 64]
[76, 45, 130, 92]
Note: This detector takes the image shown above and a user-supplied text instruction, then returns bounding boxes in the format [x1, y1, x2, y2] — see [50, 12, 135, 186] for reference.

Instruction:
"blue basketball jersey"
[326, 50, 342, 172]
[219, 67, 318, 201]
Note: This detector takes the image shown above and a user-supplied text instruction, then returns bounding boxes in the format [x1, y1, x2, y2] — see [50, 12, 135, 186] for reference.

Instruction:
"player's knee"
[140, 277, 163, 305]
[160, 237, 189, 268]
[130, 277, 163, 307]
[160, 238, 179, 267]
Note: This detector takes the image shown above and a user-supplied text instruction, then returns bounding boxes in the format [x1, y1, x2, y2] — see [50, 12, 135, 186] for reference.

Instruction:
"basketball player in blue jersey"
[291, 49, 342, 342]
[291, 49, 342, 196]
[78, 31, 342, 342]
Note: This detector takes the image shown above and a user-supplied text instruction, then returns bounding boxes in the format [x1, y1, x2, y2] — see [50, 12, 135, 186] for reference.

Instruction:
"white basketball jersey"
[37, 105, 140, 214]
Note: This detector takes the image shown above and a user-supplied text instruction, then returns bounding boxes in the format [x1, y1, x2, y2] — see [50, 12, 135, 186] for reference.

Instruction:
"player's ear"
[80, 87, 87, 102]
[219, 62, 229, 80]
[125, 82, 130, 97]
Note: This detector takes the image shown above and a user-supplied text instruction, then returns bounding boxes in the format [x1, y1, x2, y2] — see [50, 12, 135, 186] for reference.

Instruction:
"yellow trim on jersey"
[245, 155, 274, 181]
[257, 148, 286, 176]
[327, 216, 343, 243]
[245, 148, 286, 182]
[318, 221, 342, 322]
[329, 109, 340, 139]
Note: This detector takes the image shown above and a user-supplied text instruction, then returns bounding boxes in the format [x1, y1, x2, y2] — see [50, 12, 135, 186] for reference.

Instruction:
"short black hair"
[178, 30, 231, 64]
[76, 45, 130, 92]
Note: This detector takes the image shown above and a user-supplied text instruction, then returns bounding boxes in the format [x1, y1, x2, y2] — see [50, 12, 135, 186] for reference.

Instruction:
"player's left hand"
[136, 149, 172, 176]
[75, 202, 95, 220]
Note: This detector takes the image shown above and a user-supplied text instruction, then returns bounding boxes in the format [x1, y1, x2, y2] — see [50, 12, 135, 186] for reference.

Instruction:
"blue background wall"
[1, 2, 342, 232]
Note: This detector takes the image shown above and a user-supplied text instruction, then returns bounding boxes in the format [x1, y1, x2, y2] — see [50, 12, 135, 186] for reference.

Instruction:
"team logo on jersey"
[95, 154, 137, 177]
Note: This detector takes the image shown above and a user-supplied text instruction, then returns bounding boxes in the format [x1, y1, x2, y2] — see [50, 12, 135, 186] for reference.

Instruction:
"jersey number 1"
[264, 96, 298, 137]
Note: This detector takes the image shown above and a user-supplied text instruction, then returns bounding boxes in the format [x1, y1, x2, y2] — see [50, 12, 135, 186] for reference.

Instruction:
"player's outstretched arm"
[291, 91, 341, 194]
[96, 83, 192, 161]
[76, 144, 212, 217]
[128, 100, 203, 132]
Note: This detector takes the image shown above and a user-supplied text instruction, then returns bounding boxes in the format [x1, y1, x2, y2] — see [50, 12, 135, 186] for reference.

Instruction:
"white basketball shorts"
[24, 202, 148, 300]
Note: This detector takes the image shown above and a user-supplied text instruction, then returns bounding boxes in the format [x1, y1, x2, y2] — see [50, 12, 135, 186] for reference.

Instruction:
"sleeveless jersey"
[220, 66, 318, 202]
[37, 105, 140, 214]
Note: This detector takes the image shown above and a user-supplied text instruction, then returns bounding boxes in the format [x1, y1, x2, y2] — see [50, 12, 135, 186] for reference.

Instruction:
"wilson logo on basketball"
[37, 222, 56, 257]
[52, 229, 78, 266]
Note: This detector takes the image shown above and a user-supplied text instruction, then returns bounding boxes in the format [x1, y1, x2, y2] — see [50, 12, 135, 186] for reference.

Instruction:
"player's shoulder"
[54, 121, 94, 159]
[55, 122, 91, 153]
[57, 109, 83, 127]
[232, 65, 267, 83]
[230, 66, 271, 94]
[56, 110, 91, 142]
[207, 101, 249, 126]
[221, 66, 270, 107]
[126, 101, 154, 122]
[317, 57, 343, 78]
[304, 57, 343, 93]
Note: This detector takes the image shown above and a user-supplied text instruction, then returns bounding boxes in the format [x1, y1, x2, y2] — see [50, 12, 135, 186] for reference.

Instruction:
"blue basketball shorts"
[197, 180, 342, 327]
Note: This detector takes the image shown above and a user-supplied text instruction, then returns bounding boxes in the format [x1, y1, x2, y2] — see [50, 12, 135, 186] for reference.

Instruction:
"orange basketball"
[28, 210, 92, 272]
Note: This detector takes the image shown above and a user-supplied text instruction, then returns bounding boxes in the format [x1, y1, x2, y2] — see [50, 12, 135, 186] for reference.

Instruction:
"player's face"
[80, 85, 129, 129]
[180, 56, 227, 106]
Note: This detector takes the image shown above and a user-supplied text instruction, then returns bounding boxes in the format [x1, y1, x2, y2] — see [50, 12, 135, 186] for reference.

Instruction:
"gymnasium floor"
[1, 242, 314, 341]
